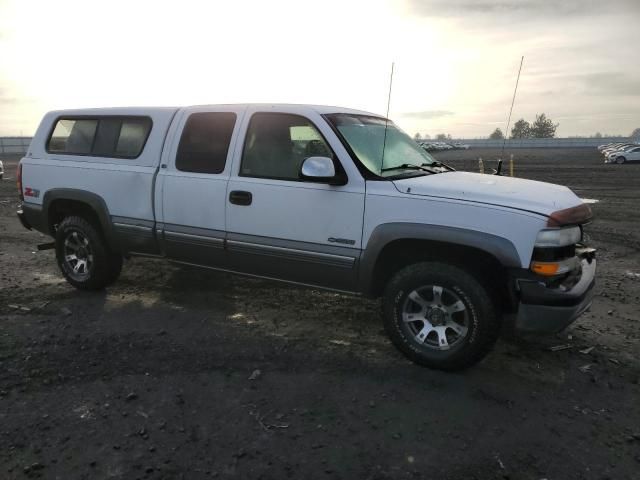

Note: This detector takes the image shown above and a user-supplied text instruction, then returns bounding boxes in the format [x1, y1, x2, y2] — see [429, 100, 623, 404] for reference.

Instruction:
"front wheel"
[383, 262, 500, 371]
[55, 216, 121, 290]
[616, 156, 626, 164]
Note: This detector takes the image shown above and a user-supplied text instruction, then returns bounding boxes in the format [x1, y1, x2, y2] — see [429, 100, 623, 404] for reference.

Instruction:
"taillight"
[17, 162, 23, 201]
[547, 203, 592, 227]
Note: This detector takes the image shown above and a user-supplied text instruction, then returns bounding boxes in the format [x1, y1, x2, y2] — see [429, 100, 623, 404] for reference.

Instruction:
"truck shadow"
[107, 258, 585, 386]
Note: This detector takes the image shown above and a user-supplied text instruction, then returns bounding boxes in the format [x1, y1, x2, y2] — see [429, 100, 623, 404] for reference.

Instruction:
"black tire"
[616, 156, 626, 164]
[106, 254, 123, 286]
[55, 216, 121, 290]
[383, 262, 500, 371]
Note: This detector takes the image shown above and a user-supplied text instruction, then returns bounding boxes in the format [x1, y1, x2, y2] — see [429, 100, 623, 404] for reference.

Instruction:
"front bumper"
[513, 256, 596, 334]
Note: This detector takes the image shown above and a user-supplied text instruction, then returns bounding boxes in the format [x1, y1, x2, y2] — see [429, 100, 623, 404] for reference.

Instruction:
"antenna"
[381, 62, 395, 170]
[501, 56, 524, 160]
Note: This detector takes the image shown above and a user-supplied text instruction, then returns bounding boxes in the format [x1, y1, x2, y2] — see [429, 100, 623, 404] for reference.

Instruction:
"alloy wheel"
[62, 230, 94, 281]
[401, 285, 469, 350]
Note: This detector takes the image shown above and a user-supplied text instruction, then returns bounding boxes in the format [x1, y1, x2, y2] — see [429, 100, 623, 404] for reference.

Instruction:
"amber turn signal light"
[530, 261, 561, 276]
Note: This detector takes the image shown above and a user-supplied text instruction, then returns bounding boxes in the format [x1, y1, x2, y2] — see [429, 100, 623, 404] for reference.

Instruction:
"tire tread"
[383, 261, 500, 371]
[55, 215, 121, 290]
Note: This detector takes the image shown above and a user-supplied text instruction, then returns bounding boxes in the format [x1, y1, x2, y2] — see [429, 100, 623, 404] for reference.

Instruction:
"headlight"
[535, 226, 581, 247]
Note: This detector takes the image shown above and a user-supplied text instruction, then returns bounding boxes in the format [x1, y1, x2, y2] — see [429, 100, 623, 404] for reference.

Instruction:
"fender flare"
[42, 188, 115, 244]
[358, 223, 522, 295]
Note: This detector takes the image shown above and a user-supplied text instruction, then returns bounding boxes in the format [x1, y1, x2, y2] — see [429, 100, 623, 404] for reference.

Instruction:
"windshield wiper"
[381, 163, 440, 174]
[429, 161, 455, 171]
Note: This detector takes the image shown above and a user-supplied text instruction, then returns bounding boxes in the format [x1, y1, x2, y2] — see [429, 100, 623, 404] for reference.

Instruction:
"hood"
[393, 171, 582, 216]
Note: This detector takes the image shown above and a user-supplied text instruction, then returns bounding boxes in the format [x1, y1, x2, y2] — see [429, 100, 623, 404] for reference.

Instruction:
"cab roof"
[45, 104, 384, 118]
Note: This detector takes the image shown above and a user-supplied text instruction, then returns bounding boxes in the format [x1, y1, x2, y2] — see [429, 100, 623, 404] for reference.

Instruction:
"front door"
[225, 109, 365, 291]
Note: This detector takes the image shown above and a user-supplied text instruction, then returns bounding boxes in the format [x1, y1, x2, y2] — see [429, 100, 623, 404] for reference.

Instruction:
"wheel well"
[47, 199, 103, 237]
[371, 239, 514, 312]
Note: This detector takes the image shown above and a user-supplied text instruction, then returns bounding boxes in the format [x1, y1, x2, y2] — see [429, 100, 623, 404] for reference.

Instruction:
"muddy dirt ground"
[1, 149, 639, 479]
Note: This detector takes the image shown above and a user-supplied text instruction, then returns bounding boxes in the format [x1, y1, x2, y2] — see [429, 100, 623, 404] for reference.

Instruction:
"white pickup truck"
[16, 104, 596, 370]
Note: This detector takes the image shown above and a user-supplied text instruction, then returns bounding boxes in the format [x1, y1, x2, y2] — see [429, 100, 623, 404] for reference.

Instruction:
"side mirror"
[299, 156, 345, 185]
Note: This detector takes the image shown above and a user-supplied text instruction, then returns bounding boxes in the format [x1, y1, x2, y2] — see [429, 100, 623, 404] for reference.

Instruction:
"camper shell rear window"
[47, 116, 153, 159]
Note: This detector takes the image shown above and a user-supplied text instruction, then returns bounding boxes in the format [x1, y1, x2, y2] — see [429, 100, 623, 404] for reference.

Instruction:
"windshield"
[326, 113, 436, 177]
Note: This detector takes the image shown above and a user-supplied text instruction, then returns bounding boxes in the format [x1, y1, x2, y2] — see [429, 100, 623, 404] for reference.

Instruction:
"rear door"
[156, 106, 245, 266]
[224, 107, 365, 292]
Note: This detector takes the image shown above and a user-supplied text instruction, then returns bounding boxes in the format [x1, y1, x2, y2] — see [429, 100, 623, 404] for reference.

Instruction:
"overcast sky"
[1, 0, 639, 138]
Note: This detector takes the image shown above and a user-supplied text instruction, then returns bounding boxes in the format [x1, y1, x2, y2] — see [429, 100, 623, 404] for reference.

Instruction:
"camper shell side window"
[46, 116, 153, 159]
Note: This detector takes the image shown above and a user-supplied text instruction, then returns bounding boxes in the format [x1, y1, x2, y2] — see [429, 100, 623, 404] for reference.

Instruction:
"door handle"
[229, 190, 252, 206]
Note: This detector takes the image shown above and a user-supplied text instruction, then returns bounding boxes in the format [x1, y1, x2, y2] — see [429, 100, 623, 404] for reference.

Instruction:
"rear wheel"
[383, 262, 500, 370]
[106, 254, 123, 286]
[55, 216, 121, 290]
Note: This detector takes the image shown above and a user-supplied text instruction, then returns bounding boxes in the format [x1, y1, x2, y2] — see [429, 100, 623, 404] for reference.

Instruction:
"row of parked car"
[418, 141, 471, 152]
[598, 141, 640, 164]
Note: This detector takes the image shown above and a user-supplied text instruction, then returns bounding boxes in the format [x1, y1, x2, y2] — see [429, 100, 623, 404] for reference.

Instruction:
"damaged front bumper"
[511, 251, 596, 334]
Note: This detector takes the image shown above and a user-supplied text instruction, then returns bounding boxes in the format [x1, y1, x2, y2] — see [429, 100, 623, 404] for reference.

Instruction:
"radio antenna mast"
[381, 61, 395, 170]
[501, 56, 524, 160]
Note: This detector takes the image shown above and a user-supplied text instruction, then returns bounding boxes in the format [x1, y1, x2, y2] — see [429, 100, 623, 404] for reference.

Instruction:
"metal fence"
[450, 137, 633, 148]
[0, 137, 32, 155]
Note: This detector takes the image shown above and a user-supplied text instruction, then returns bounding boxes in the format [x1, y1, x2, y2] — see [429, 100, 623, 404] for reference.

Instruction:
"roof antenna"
[381, 62, 395, 170]
[500, 56, 524, 162]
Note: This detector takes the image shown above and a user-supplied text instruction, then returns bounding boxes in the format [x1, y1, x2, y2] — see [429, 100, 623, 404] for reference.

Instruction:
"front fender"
[358, 222, 521, 296]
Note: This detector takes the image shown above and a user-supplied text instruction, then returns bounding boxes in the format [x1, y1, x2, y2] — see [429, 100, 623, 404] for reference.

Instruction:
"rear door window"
[175, 112, 237, 174]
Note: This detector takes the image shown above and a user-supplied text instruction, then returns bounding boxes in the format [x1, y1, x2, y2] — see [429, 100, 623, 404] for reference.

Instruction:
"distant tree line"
[509, 114, 559, 139]
[414, 122, 639, 142]
[489, 128, 505, 140]
[487, 114, 558, 140]
[413, 132, 452, 141]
